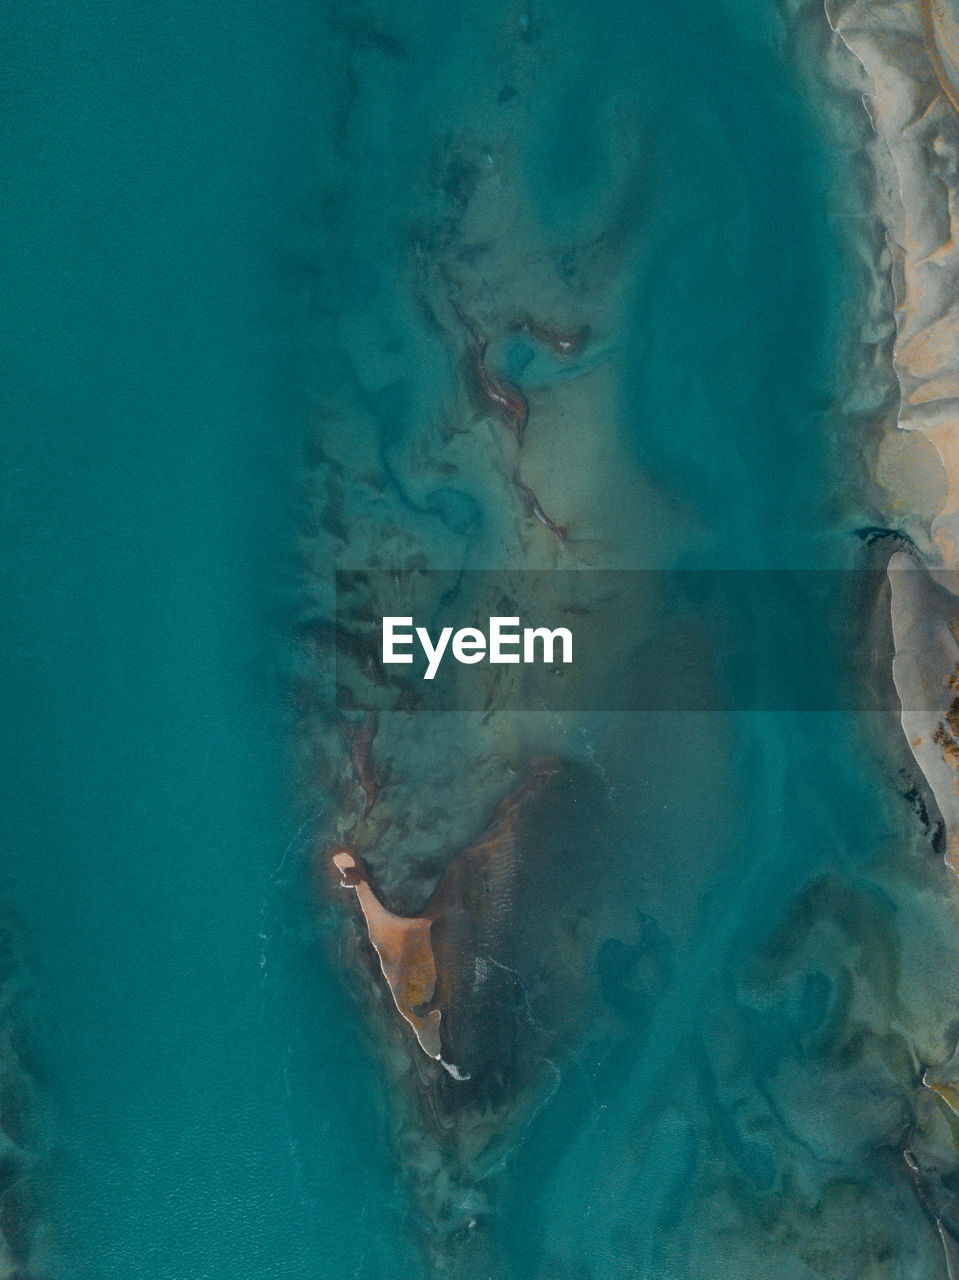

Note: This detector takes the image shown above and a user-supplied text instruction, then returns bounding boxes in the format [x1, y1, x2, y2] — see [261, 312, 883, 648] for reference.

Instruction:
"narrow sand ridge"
[889, 549, 959, 868]
[332, 846, 444, 1063]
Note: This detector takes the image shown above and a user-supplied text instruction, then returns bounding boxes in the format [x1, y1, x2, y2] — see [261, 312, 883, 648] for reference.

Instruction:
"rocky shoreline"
[824, 0, 959, 874]
[821, 2, 959, 1268]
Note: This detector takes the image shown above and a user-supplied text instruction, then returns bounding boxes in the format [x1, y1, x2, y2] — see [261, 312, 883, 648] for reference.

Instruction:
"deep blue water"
[1, 0, 951, 1277]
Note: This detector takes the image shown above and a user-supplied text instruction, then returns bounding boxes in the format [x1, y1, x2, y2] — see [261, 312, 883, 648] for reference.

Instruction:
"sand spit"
[330, 760, 557, 1079]
[332, 846, 445, 1062]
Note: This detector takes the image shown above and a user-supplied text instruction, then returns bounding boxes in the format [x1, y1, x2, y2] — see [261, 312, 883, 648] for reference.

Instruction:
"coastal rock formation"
[827, 0, 959, 567]
[826, 0, 959, 875]
[828, 8, 959, 1268]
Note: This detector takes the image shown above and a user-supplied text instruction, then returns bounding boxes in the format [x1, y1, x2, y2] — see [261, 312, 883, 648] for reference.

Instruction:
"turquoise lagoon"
[2, 0, 957, 1278]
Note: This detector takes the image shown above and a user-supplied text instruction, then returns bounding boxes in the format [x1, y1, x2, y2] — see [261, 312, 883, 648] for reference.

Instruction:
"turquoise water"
[0, 2, 413, 1275]
[3, 0, 957, 1277]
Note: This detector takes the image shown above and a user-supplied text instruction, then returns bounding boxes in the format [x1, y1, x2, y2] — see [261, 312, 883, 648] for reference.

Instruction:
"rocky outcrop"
[826, 0, 959, 874]
[827, 9, 959, 1269]
[827, 0, 959, 567]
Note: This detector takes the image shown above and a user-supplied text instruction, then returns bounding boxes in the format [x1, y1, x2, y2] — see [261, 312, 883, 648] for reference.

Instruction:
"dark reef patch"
[0, 910, 50, 1278]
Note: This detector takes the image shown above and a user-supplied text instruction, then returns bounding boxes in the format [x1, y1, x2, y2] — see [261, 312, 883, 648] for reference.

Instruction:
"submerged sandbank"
[300, 2, 959, 1275]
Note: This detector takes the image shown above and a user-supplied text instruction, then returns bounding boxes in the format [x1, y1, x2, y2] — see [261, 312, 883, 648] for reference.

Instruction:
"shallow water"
[3, 0, 958, 1277]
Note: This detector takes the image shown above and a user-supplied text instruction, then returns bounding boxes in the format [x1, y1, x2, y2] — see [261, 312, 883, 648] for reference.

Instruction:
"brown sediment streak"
[478, 359, 529, 443]
[490, 758, 556, 840]
[514, 476, 567, 544]
[331, 760, 556, 1069]
[921, 0, 959, 115]
[340, 712, 380, 815]
[450, 297, 529, 443]
[520, 316, 590, 356]
[930, 661, 959, 792]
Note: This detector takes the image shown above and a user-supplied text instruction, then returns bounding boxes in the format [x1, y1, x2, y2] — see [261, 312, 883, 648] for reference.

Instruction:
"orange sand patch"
[332, 847, 442, 1061]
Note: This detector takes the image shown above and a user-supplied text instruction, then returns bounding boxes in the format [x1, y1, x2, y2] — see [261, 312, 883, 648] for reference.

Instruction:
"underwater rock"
[0, 913, 50, 1279]
[452, 299, 530, 444]
[515, 316, 590, 357]
[512, 476, 567, 544]
[339, 712, 381, 816]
